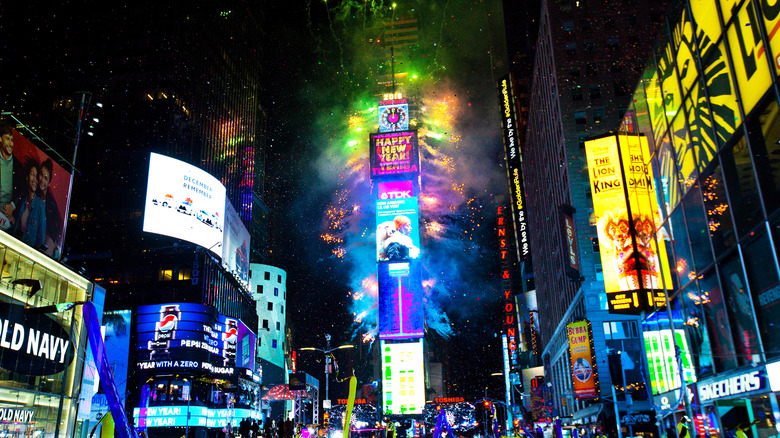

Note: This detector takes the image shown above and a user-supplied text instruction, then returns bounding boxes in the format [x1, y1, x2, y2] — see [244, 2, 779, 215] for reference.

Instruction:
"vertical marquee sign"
[498, 206, 519, 369]
[497, 74, 530, 262]
[585, 134, 671, 314]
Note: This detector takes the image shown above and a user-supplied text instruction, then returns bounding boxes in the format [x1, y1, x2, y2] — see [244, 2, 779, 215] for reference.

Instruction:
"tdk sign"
[378, 181, 413, 199]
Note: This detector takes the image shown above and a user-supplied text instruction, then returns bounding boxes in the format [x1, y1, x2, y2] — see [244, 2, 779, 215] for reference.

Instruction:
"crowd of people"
[237, 418, 300, 438]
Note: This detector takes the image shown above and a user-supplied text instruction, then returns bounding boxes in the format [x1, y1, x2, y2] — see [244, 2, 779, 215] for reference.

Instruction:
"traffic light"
[323, 412, 329, 427]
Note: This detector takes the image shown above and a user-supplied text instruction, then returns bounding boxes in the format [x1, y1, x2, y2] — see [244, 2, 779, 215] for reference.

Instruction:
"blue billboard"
[376, 197, 421, 262]
[136, 303, 255, 376]
[378, 261, 424, 339]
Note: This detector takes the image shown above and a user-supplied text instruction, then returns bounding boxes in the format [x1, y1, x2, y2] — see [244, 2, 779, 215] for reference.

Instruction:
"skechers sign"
[0, 302, 74, 375]
[698, 370, 764, 402]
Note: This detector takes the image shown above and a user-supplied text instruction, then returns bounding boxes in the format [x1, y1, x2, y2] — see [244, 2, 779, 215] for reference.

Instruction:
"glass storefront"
[0, 232, 91, 437]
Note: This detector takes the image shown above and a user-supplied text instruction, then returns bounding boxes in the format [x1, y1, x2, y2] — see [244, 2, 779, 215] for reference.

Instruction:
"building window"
[583, 41, 595, 55]
[178, 268, 191, 281]
[276, 321, 280, 331]
[257, 285, 263, 294]
[608, 36, 619, 51]
[593, 109, 605, 124]
[586, 63, 598, 76]
[575, 111, 587, 125]
[278, 274, 282, 283]
[589, 85, 601, 100]
[563, 21, 575, 35]
[272, 339, 277, 349]
[591, 237, 600, 252]
[264, 271, 270, 280]
[572, 87, 584, 101]
[263, 319, 269, 330]
[566, 43, 577, 56]
[159, 269, 173, 281]
[249, 270, 252, 277]
[281, 305, 284, 314]
[595, 264, 604, 281]
[268, 302, 273, 311]
[258, 337, 261, 347]
[274, 287, 279, 297]
[604, 17, 615, 29]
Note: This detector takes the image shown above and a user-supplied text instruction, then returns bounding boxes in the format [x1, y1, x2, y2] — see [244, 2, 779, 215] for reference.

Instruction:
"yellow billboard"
[567, 320, 597, 399]
[585, 135, 671, 314]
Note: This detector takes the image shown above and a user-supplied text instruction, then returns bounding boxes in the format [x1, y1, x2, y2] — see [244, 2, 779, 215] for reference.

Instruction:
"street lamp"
[299, 334, 354, 412]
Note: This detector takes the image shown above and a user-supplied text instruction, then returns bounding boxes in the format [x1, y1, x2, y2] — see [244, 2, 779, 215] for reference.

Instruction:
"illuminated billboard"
[497, 206, 519, 369]
[143, 153, 226, 256]
[642, 312, 696, 395]
[378, 261, 424, 339]
[222, 200, 250, 288]
[567, 320, 597, 399]
[133, 406, 260, 429]
[559, 205, 581, 279]
[369, 131, 420, 179]
[381, 340, 425, 415]
[378, 180, 413, 200]
[0, 127, 72, 258]
[376, 197, 420, 262]
[585, 134, 671, 314]
[497, 75, 530, 262]
[136, 303, 255, 375]
[378, 100, 409, 132]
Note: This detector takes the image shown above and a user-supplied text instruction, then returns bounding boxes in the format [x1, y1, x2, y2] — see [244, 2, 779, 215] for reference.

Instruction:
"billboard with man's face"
[143, 153, 226, 256]
[0, 127, 71, 258]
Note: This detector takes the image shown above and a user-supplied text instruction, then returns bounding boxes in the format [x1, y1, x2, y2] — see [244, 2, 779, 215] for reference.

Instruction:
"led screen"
[0, 128, 72, 258]
[567, 320, 597, 399]
[585, 135, 671, 314]
[136, 303, 255, 375]
[369, 131, 420, 179]
[143, 153, 226, 255]
[378, 102, 409, 132]
[378, 261, 424, 339]
[222, 200, 250, 288]
[381, 340, 425, 415]
[644, 329, 696, 395]
[133, 406, 260, 428]
[378, 180, 413, 200]
[376, 197, 420, 262]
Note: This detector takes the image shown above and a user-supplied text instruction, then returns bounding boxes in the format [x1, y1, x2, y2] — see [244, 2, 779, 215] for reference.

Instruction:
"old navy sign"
[0, 302, 74, 376]
[378, 181, 414, 200]
[0, 409, 34, 423]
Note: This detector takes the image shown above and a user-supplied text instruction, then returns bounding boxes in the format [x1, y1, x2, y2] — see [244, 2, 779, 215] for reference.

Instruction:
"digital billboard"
[642, 311, 696, 395]
[381, 340, 425, 415]
[133, 406, 260, 429]
[0, 126, 72, 258]
[567, 320, 597, 399]
[369, 131, 420, 179]
[376, 197, 420, 262]
[90, 309, 132, 423]
[497, 206, 519, 369]
[378, 261, 424, 339]
[378, 100, 410, 132]
[136, 303, 255, 375]
[498, 75, 530, 262]
[559, 205, 581, 279]
[222, 200, 250, 288]
[143, 153, 226, 256]
[378, 180, 413, 200]
[585, 134, 671, 314]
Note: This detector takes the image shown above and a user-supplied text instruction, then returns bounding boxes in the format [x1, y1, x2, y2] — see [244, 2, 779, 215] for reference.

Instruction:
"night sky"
[260, 0, 514, 401]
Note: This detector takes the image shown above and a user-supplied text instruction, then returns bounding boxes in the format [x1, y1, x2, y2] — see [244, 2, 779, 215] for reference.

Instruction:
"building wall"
[249, 263, 287, 373]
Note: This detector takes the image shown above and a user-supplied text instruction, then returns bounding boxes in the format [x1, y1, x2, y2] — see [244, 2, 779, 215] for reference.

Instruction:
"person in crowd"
[12, 161, 46, 249]
[0, 122, 25, 230]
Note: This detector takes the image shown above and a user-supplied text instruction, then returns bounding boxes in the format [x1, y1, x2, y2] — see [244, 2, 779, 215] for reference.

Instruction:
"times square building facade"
[615, 0, 780, 436]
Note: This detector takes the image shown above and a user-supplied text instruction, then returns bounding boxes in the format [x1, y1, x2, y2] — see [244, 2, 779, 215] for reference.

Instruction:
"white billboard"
[143, 153, 226, 255]
[222, 200, 250, 288]
[381, 340, 425, 415]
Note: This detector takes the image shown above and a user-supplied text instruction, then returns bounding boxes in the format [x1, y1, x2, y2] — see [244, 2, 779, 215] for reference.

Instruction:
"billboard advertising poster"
[585, 134, 671, 314]
[559, 205, 581, 279]
[381, 340, 425, 415]
[90, 309, 132, 422]
[136, 303, 255, 375]
[369, 131, 420, 179]
[497, 75, 530, 262]
[378, 101, 409, 132]
[567, 320, 597, 399]
[642, 311, 696, 395]
[222, 199, 250, 288]
[378, 261, 424, 339]
[378, 180, 414, 200]
[376, 197, 420, 262]
[143, 153, 226, 256]
[0, 128, 72, 258]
